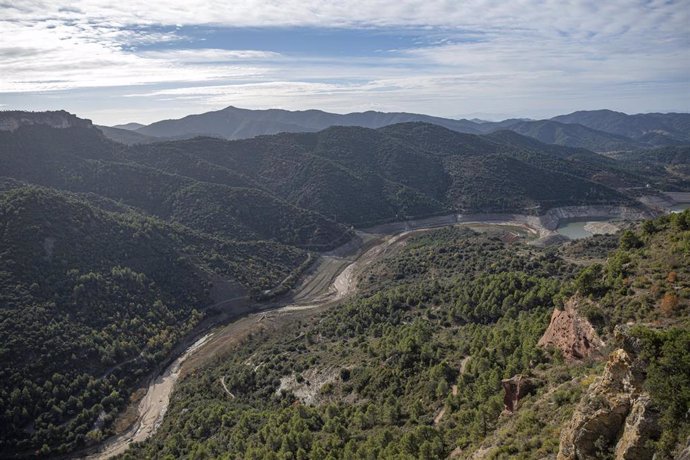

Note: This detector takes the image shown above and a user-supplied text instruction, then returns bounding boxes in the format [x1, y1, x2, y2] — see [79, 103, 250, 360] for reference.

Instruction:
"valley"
[82, 213, 544, 459]
[3, 2, 688, 457]
[0, 109, 687, 459]
[115, 210, 690, 460]
[81, 206, 657, 459]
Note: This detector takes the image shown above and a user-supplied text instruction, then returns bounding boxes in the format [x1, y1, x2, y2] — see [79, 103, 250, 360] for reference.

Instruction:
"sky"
[1, 1, 689, 125]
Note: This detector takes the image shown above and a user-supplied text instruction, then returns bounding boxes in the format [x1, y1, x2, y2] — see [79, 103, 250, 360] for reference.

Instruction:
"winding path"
[80, 209, 630, 459]
[219, 376, 235, 399]
[81, 222, 404, 459]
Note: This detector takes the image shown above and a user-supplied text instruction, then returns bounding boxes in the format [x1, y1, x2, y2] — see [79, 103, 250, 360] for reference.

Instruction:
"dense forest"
[4, 115, 687, 231]
[123, 212, 689, 459]
[0, 186, 315, 455]
[0, 112, 688, 457]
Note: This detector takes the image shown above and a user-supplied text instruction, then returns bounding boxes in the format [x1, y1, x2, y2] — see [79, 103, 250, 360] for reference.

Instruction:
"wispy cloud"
[0, 18, 272, 92]
[1, 1, 688, 122]
[137, 49, 282, 62]
[4, 0, 688, 32]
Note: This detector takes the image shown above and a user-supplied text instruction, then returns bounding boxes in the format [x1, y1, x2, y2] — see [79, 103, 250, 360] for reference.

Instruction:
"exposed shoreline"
[77, 205, 652, 459]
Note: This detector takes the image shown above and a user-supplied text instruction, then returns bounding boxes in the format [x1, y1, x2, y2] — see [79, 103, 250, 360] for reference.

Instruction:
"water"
[670, 203, 690, 213]
[556, 218, 610, 240]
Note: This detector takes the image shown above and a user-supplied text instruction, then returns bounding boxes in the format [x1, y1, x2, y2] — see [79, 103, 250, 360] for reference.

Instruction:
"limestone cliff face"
[614, 393, 659, 459]
[0, 110, 92, 131]
[539, 297, 605, 361]
[557, 328, 660, 460]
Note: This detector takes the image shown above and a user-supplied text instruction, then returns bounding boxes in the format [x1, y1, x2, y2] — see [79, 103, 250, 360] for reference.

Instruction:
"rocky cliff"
[0, 110, 92, 131]
[539, 296, 605, 361]
[501, 374, 539, 413]
[557, 327, 660, 460]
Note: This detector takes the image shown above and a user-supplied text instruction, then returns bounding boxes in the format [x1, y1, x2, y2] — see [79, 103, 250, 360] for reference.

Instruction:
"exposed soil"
[434, 407, 446, 426]
[276, 367, 340, 405]
[219, 376, 235, 399]
[583, 221, 619, 235]
[80, 209, 634, 459]
[83, 334, 211, 459]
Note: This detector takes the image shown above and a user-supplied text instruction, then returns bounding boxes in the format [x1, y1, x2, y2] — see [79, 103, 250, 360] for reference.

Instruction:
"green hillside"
[493, 119, 641, 152]
[0, 185, 317, 455]
[0, 112, 686, 457]
[4, 118, 663, 229]
[123, 211, 690, 460]
[123, 122, 643, 221]
[552, 110, 690, 145]
[0, 126, 350, 248]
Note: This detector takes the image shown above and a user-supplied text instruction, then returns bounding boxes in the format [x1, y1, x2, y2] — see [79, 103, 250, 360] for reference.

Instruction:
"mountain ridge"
[1, 110, 688, 457]
[98, 106, 690, 151]
[6, 112, 682, 223]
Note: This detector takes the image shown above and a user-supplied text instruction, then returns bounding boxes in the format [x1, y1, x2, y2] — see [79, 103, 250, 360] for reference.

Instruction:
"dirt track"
[83, 334, 211, 459]
[81, 228, 393, 459]
[80, 212, 572, 459]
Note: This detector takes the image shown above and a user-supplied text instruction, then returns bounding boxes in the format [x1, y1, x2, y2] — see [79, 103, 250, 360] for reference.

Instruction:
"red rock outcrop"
[539, 296, 604, 361]
[501, 374, 538, 413]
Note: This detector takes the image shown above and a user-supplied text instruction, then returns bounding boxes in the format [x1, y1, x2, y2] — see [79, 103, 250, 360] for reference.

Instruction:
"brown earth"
[80, 212, 608, 459]
[538, 296, 605, 361]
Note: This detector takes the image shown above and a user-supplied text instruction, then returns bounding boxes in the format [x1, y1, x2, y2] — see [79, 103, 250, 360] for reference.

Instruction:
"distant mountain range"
[3, 110, 688, 228]
[112, 122, 146, 130]
[100, 106, 690, 152]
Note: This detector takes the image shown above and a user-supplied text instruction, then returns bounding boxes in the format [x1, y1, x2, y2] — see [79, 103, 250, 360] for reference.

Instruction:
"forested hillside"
[5, 114, 666, 230]
[497, 120, 640, 152]
[0, 186, 313, 455]
[0, 125, 350, 248]
[120, 122, 669, 222]
[551, 110, 690, 145]
[1, 111, 687, 458]
[107, 106, 690, 152]
[123, 211, 689, 459]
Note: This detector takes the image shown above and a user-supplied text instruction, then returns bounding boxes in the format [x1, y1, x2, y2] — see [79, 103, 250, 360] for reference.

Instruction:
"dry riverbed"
[81, 210, 629, 458]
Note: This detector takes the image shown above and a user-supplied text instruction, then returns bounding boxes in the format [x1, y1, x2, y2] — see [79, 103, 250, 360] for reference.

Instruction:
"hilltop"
[102, 106, 690, 152]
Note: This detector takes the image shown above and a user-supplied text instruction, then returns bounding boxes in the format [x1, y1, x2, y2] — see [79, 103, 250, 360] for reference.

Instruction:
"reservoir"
[556, 218, 610, 240]
[670, 203, 690, 213]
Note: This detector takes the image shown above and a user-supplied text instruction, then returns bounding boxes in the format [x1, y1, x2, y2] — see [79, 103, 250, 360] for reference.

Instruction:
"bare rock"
[0, 110, 92, 131]
[677, 437, 690, 460]
[614, 393, 660, 460]
[558, 347, 659, 460]
[501, 374, 538, 413]
[583, 221, 619, 235]
[539, 296, 605, 361]
[558, 349, 632, 459]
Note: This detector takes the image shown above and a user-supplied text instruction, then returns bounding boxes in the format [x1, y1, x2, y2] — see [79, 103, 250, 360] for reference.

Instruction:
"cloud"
[137, 49, 282, 62]
[3, 0, 688, 33]
[0, 19, 271, 92]
[0, 0, 688, 120]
